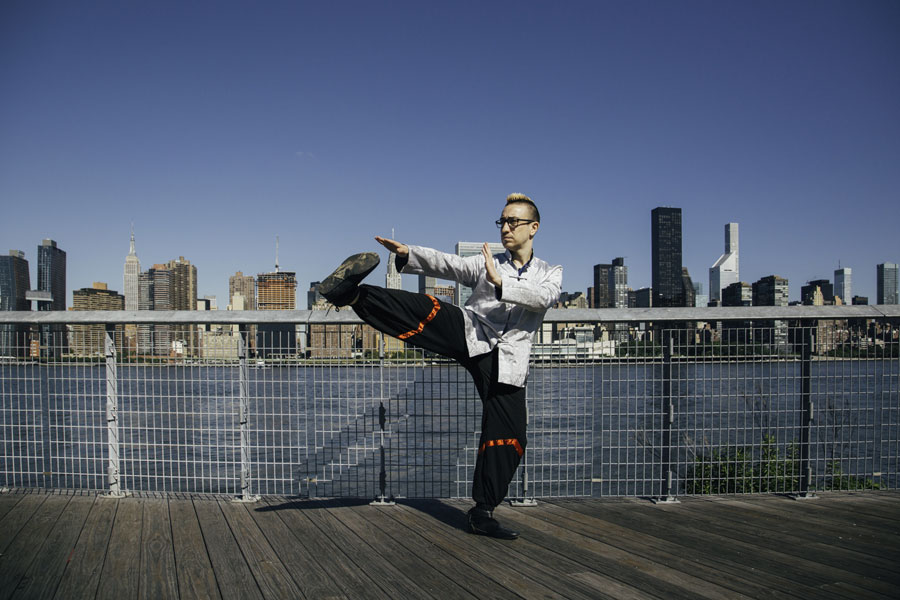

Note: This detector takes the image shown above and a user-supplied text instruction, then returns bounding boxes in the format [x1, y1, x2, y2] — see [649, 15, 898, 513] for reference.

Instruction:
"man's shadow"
[255, 496, 469, 532]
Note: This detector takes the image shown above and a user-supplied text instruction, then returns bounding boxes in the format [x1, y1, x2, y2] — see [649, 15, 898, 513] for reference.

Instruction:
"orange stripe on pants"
[479, 438, 524, 457]
[397, 294, 441, 340]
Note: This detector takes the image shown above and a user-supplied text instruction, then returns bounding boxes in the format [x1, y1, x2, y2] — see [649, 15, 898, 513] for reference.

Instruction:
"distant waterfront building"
[709, 223, 739, 303]
[651, 207, 684, 307]
[37, 239, 67, 356]
[385, 252, 402, 290]
[230, 271, 257, 310]
[0, 250, 31, 357]
[455, 242, 504, 305]
[802, 279, 834, 306]
[71, 283, 125, 356]
[139, 265, 174, 355]
[681, 268, 696, 309]
[834, 267, 852, 305]
[433, 284, 455, 304]
[752, 276, 789, 306]
[123, 228, 141, 311]
[593, 258, 628, 308]
[635, 287, 653, 308]
[257, 269, 298, 357]
[307, 282, 323, 310]
[418, 275, 436, 296]
[722, 282, 752, 307]
[692, 282, 708, 308]
[877, 263, 899, 304]
[852, 296, 869, 305]
[166, 256, 198, 356]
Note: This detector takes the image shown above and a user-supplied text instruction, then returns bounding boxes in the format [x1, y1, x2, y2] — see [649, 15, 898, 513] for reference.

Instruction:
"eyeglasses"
[495, 217, 535, 229]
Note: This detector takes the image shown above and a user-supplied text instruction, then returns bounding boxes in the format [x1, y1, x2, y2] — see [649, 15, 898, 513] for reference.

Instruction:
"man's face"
[499, 202, 539, 252]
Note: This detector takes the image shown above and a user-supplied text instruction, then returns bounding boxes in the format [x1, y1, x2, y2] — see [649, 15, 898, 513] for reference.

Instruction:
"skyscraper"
[37, 239, 67, 356]
[753, 275, 790, 306]
[834, 267, 852, 305]
[123, 227, 141, 311]
[709, 223, 739, 303]
[166, 256, 198, 356]
[802, 280, 834, 306]
[594, 257, 628, 308]
[138, 265, 174, 355]
[257, 269, 298, 358]
[230, 271, 257, 310]
[455, 242, 504, 305]
[651, 207, 684, 307]
[877, 263, 899, 305]
[385, 251, 402, 290]
[0, 250, 30, 357]
[71, 283, 125, 356]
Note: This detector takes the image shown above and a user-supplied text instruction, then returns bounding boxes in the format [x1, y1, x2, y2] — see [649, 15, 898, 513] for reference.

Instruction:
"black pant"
[352, 285, 527, 508]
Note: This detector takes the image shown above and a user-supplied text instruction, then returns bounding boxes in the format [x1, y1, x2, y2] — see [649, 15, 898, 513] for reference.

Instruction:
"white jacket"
[401, 244, 563, 387]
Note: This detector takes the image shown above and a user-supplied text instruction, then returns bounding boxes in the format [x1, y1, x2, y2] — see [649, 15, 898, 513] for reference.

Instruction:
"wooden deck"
[0, 490, 898, 599]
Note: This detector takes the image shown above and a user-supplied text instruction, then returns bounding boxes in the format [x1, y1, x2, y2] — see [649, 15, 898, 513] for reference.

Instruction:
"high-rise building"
[123, 227, 141, 311]
[137, 265, 175, 355]
[681, 268, 696, 308]
[753, 276, 789, 306]
[418, 275, 436, 296]
[722, 282, 752, 307]
[0, 250, 30, 357]
[651, 207, 684, 307]
[692, 282, 708, 308]
[877, 263, 899, 305]
[455, 242, 504, 305]
[230, 271, 257, 310]
[166, 257, 197, 356]
[709, 223, 739, 303]
[593, 258, 628, 308]
[257, 269, 298, 358]
[71, 283, 125, 356]
[834, 268, 852, 305]
[385, 252, 402, 290]
[802, 279, 834, 306]
[592, 263, 612, 308]
[37, 239, 67, 356]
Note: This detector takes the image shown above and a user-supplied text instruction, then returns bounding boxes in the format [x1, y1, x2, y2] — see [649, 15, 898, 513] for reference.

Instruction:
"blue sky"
[2, 0, 898, 307]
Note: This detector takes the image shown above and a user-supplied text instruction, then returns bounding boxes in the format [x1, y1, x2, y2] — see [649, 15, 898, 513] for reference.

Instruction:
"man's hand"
[375, 236, 409, 257]
[482, 242, 502, 288]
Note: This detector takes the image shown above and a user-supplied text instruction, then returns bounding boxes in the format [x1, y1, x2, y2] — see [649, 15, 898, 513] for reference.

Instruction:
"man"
[319, 193, 562, 539]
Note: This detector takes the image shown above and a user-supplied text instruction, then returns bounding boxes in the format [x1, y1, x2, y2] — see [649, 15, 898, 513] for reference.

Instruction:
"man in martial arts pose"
[318, 193, 562, 539]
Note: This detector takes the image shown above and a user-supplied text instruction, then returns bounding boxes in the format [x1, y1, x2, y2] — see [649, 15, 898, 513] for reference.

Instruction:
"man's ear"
[529, 221, 540, 239]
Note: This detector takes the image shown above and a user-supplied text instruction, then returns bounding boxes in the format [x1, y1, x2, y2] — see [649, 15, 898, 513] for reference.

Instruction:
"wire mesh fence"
[1, 311, 897, 500]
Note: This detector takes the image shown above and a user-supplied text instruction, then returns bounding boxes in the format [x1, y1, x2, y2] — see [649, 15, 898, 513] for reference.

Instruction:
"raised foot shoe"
[319, 252, 380, 306]
[467, 507, 519, 540]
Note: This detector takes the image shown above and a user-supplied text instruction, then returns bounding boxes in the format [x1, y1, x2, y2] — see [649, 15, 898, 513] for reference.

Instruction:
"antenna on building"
[275, 236, 280, 272]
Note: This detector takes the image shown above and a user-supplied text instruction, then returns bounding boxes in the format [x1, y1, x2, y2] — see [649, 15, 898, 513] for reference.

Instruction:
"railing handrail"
[2, 304, 899, 324]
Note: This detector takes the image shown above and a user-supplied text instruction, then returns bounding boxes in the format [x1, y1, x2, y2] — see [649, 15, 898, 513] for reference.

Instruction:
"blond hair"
[505, 193, 540, 222]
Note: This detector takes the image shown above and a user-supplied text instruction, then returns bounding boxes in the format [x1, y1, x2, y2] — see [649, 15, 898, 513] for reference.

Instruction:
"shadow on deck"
[0, 490, 898, 599]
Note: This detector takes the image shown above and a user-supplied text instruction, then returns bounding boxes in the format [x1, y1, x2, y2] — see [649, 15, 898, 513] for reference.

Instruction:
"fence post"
[371, 333, 395, 505]
[654, 330, 679, 503]
[104, 328, 125, 498]
[235, 327, 259, 503]
[794, 325, 817, 499]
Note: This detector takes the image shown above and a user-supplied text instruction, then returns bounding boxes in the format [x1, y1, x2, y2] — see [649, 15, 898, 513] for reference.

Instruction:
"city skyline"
[2, 2, 898, 306]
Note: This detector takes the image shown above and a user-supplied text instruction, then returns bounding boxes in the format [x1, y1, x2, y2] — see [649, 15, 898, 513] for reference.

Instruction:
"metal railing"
[1, 305, 898, 501]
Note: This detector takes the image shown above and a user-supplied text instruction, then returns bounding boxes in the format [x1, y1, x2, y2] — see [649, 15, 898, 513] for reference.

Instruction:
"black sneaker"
[319, 252, 380, 306]
[467, 507, 519, 540]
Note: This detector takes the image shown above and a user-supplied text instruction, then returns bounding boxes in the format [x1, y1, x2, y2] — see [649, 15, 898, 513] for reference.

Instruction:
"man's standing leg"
[465, 351, 526, 540]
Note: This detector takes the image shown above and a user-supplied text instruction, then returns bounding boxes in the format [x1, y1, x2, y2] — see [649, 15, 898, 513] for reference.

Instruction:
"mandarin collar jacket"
[400, 244, 563, 387]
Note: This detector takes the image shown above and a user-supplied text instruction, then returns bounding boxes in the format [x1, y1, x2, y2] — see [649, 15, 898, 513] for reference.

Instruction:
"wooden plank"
[247, 498, 346, 600]
[571, 499, 900, 598]
[169, 497, 222, 600]
[268, 498, 384, 599]
[139, 498, 179, 600]
[11, 494, 94, 600]
[319, 500, 478, 600]
[0, 494, 48, 554]
[0, 492, 25, 521]
[542, 499, 842, 600]
[217, 499, 303, 600]
[490, 501, 756, 600]
[308, 499, 457, 600]
[0, 494, 69, 599]
[368, 502, 522, 600]
[96, 498, 143, 600]
[53, 497, 117, 600]
[193, 498, 263, 600]
[683, 497, 900, 570]
[386, 499, 597, 600]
